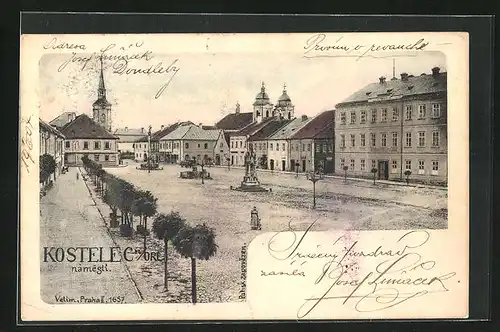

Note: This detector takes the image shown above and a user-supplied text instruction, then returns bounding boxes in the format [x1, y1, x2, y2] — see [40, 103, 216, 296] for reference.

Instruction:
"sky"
[39, 51, 446, 131]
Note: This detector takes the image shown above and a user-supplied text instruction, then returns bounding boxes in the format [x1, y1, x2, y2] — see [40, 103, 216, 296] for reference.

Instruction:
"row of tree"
[40, 154, 57, 186]
[80, 155, 217, 304]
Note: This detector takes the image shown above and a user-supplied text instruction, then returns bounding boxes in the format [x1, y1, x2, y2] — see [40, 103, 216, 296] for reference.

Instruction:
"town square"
[38, 45, 448, 304]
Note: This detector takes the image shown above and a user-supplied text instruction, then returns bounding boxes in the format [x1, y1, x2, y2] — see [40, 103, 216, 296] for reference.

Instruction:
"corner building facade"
[335, 67, 447, 185]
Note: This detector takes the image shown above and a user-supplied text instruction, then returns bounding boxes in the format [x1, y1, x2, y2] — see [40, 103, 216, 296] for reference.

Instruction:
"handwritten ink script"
[303, 33, 430, 60]
[20, 114, 35, 174]
[252, 220, 458, 319]
[44, 37, 180, 99]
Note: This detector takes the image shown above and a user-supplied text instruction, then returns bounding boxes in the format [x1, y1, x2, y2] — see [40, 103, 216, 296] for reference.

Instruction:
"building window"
[83, 141, 89, 150]
[231, 141, 234, 148]
[381, 108, 388, 122]
[302, 144, 305, 151]
[360, 134, 366, 147]
[418, 104, 426, 119]
[340, 112, 346, 125]
[370, 133, 376, 147]
[360, 110, 366, 123]
[185, 143, 189, 149]
[328, 144, 333, 152]
[198, 143, 201, 148]
[432, 103, 441, 118]
[371, 160, 376, 169]
[276, 143, 279, 151]
[432, 161, 439, 171]
[392, 132, 398, 147]
[65, 141, 70, 148]
[340, 135, 345, 148]
[381, 133, 387, 147]
[322, 143, 327, 152]
[240, 141, 243, 148]
[371, 109, 377, 123]
[418, 131, 426, 147]
[360, 159, 365, 171]
[249, 143, 253, 150]
[405, 105, 412, 120]
[340, 158, 345, 168]
[405, 132, 412, 147]
[392, 160, 398, 169]
[93, 141, 100, 149]
[432, 131, 440, 147]
[105, 155, 109, 161]
[392, 108, 399, 121]
[316, 144, 320, 152]
[94, 154, 99, 161]
[220, 143, 223, 148]
[350, 111, 356, 124]
[282, 143, 286, 151]
[418, 160, 425, 170]
[307, 143, 311, 151]
[270, 143, 274, 151]
[105, 142, 110, 150]
[350, 159, 355, 171]
[405, 160, 412, 171]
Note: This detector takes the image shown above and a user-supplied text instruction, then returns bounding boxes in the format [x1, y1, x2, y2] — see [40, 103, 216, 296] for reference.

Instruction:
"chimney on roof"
[125, 127, 128, 131]
[379, 76, 386, 84]
[432, 67, 440, 76]
[235, 102, 240, 114]
[400, 73, 409, 81]
[301, 115, 308, 121]
[141, 127, 144, 133]
[161, 125, 164, 130]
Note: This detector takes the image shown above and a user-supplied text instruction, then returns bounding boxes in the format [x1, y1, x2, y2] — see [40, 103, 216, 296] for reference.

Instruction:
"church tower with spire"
[92, 58, 113, 132]
[252, 82, 274, 122]
[274, 83, 295, 120]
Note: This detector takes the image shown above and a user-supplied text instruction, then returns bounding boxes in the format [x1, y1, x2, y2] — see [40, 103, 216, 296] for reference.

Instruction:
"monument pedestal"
[234, 176, 268, 192]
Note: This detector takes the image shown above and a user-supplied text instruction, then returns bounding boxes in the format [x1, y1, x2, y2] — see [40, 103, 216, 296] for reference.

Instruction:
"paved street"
[104, 162, 447, 302]
[40, 167, 141, 304]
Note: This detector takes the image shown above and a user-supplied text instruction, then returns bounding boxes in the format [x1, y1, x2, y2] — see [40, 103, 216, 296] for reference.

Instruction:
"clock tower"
[92, 58, 112, 132]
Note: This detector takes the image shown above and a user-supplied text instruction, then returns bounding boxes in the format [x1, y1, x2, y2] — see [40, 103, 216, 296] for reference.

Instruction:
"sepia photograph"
[20, 31, 469, 320]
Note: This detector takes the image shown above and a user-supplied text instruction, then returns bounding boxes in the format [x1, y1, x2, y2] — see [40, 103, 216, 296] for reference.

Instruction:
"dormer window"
[365, 92, 371, 96]
[408, 86, 414, 90]
[387, 89, 393, 93]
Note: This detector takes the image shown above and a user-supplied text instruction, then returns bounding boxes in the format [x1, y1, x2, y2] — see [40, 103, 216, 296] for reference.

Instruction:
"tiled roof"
[268, 116, 312, 140]
[234, 117, 275, 136]
[313, 122, 334, 140]
[248, 119, 292, 141]
[337, 71, 447, 106]
[215, 112, 253, 130]
[160, 124, 194, 141]
[49, 111, 77, 129]
[39, 118, 65, 138]
[59, 114, 118, 139]
[135, 122, 194, 142]
[291, 110, 335, 140]
[116, 134, 147, 142]
[183, 126, 222, 140]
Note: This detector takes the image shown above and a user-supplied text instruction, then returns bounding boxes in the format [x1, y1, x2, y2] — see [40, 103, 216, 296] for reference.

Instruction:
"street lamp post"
[307, 169, 324, 209]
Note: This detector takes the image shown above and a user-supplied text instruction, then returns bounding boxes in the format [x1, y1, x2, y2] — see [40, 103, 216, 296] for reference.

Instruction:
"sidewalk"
[211, 165, 447, 191]
[39, 167, 141, 304]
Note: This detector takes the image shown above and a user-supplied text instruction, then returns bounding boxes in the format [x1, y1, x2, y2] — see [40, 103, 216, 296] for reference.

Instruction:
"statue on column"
[250, 206, 261, 230]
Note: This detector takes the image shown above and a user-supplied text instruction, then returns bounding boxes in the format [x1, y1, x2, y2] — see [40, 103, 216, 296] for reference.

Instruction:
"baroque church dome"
[253, 82, 271, 106]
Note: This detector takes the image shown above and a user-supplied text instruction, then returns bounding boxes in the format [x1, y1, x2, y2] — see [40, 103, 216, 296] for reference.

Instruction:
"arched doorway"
[143, 153, 148, 162]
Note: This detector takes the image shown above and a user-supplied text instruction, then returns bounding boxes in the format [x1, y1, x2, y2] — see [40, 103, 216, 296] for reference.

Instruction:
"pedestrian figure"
[250, 206, 261, 230]
[76, 172, 79, 180]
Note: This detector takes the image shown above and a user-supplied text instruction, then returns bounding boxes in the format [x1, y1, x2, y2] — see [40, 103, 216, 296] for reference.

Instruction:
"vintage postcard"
[20, 32, 469, 321]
